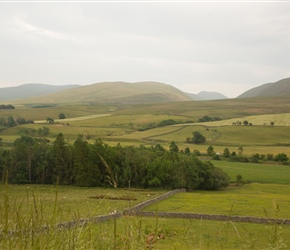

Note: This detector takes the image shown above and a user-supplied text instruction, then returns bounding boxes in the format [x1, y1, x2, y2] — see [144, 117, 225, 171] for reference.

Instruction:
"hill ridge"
[238, 77, 290, 98]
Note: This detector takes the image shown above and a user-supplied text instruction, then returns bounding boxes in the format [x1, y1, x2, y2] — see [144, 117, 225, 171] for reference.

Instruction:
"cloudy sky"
[0, 1, 290, 98]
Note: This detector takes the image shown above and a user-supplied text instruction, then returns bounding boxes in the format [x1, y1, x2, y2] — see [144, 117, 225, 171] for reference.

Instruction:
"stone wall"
[135, 211, 290, 225]
[123, 189, 186, 215]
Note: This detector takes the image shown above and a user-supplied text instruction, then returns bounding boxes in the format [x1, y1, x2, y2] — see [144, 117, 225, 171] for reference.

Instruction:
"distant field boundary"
[34, 114, 111, 124]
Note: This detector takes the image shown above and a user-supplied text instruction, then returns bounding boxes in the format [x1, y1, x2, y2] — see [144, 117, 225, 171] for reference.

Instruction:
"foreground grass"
[0, 184, 165, 229]
[1, 183, 290, 249]
[1, 215, 289, 249]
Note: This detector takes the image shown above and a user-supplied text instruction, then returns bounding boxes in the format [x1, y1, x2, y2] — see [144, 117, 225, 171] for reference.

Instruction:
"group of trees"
[0, 116, 34, 128]
[198, 116, 221, 122]
[0, 104, 15, 109]
[186, 131, 206, 144]
[138, 119, 194, 132]
[211, 146, 289, 164]
[232, 120, 275, 126]
[0, 134, 230, 190]
[21, 126, 50, 137]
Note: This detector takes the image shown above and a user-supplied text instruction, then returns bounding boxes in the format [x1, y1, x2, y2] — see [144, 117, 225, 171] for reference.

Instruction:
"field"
[0, 184, 166, 229]
[1, 96, 290, 248]
[212, 160, 290, 184]
[144, 183, 290, 218]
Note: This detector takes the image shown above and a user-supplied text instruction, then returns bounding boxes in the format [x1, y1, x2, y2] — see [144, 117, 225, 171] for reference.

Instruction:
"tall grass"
[1, 182, 290, 249]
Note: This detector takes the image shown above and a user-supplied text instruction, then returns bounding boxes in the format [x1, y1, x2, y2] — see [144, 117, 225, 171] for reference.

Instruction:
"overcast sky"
[0, 1, 290, 98]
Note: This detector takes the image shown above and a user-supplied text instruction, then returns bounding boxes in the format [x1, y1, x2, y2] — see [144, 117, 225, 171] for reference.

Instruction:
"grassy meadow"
[1, 183, 290, 249]
[0, 184, 166, 229]
[212, 160, 290, 184]
[144, 183, 290, 218]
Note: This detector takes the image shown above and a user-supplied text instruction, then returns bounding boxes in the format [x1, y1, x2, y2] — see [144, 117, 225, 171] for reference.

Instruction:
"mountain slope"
[237, 77, 290, 98]
[186, 91, 228, 100]
[17, 81, 192, 104]
[0, 83, 79, 101]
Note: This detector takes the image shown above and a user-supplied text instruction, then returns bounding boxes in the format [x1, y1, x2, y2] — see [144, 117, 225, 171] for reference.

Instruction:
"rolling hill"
[0, 83, 79, 101]
[237, 77, 290, 98]
[186, 91, 228, 100]
[14, 81, 193, 104]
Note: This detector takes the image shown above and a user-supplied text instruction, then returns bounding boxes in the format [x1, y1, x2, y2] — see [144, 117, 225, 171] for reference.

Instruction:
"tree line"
[0, 104, 15, 109]
[0, 116, 34, 128]
[0, 134, 230, 190]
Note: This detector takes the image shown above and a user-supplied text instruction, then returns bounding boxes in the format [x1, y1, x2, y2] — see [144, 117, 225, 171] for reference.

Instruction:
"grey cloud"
[0, 2, 290, 97]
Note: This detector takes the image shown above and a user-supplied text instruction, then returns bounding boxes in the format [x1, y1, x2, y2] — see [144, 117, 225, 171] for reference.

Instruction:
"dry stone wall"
[123, 189, 186, 215]
[135, 211, 290, 225]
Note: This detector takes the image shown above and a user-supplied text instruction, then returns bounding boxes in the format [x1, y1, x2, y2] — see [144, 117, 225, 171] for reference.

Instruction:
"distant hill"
[0, 83, 79, 101]
[186, 91, 228, 100]
[16, 81, 193, 104]
[237, 77, 290, 98]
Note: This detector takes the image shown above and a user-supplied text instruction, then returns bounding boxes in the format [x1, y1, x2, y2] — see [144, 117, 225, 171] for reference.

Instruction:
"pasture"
[212, 160, 290, 184]
[0, 184, 165, 229]
[144, 183, 290, 219]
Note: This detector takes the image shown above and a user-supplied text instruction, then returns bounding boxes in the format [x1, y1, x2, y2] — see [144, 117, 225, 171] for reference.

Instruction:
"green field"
[212, 160, 290, 184]
[0, 184, 166, 228]
[145, 183, 290, 218]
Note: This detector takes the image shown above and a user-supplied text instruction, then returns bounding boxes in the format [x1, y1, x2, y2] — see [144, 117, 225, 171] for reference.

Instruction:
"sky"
[0, 1, 290, 98]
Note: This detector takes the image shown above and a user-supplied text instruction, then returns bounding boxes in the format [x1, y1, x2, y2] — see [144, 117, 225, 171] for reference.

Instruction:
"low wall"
[5, 212, 122, 237]
[135, 211, 290, 225]
[56, 212, 122, 229]
[123, 189, 186, 215]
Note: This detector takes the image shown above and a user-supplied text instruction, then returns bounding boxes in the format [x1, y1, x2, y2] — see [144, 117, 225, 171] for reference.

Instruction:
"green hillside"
[15, 81, 192, 104]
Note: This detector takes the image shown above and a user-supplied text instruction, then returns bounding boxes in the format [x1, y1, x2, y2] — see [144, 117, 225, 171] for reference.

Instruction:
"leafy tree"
[158, 119, 177, 127]
[207, 145, 215, 156]
[197, 162, 230, 190]
[193, 149, 201, 156]
[274, 153, 288, 162]
[192, 131, 206, 144]
[38, 126, 50, 136]
[0, 117, 7, 126]
[7, 116, 17, 127]
[243, 120, 249, 126]
[198, 116, 220, 122]
[52, 133, 74, 184]
[46, 117, 54, 124]
[74, 135, 99, 186]
[12, 136, 35, 183]
[58, 113, 66, 119]
[153, 144, 165, 152]
[169, 141, 179, 153]
[270, 121, 275, 126]
[184, 147, 191, 155]
[223, 147, 230, 158]
[236, 174, 243, 186]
